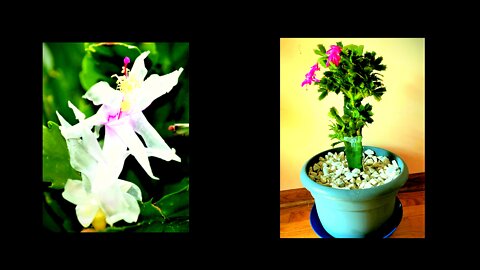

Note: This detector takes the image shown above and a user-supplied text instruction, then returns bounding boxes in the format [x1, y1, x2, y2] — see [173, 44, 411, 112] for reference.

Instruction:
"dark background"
[6, 22, 454, 258]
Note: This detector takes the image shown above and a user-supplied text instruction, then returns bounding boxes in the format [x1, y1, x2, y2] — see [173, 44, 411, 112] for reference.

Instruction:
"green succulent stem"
[343, 136, 363, 170]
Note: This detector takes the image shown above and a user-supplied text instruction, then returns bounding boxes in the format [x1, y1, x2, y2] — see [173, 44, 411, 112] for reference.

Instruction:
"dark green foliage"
[42, 121, 81, 189]
[312, 42, 387, 145]
[308, 42, 387, 167]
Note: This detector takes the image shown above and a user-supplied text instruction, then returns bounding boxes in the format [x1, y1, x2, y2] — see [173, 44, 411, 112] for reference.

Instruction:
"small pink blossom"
[326, 45, 342, 67]
[301, 63, 321, 87]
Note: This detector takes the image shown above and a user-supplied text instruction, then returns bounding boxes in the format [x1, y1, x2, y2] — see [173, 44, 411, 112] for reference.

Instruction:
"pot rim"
[300, 145, 409, 201]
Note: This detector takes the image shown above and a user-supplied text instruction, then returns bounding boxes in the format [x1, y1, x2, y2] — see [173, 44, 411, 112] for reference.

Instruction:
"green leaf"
[43, 203, 61, 232]
[101, 197, 186, 232]
[357, 45, 364, 55]
[113, 44, 142, 63]
[318, 91, 328, 100]
[135, 218, 189, 232]
[43, 43, 54, 72]
[317, 44, 326, 54]
[324, 71, 333, 78]
[101, 223, 143, 232]
[85, 42, 141, 54]
[331, 141, 343, 148]
[344, 44, 364, 56]
[87, 44, 114, 57]
[119, 199, 189, 232]
[79, 53, 109, 91]
[140, 199, 166, 221]
[80, 42, 143, 92]
[156, 179, 189, 219]
[328, 107, 344, 125]
[314, 49, 322, 55]
[171, 42, 190, 66]
[125, 169, 149, 199]
[43, 191, 76, 232]
[318, 57, 327, 68]
[373, 93, 382, 101]
[352, 109, 360, 118]
[140, 42, 159, 64]
[43, 43, 92, 125]
[43, 121, 80, 189]
[163, 219, 189, 232]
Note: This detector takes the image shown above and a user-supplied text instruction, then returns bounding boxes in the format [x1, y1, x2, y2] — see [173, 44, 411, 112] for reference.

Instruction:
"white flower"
[60, 51, 184, 180]
[57, 105, 142, 228]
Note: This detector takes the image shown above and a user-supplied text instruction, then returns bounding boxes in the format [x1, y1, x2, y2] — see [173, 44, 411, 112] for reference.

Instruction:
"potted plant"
[299, 42, 409, 238]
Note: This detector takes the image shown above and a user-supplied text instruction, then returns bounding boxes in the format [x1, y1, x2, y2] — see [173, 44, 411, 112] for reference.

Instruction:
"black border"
[9, 26, 447, 253]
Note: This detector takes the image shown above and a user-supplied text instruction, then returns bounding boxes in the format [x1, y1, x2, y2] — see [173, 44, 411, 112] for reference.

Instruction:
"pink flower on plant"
[326, 45, 342, 67]
[301, 63, 321, 87]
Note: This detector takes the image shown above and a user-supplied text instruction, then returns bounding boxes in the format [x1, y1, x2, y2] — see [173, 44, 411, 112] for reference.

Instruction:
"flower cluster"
[301, 45, 341, 87]
[57, 51, 183, 229]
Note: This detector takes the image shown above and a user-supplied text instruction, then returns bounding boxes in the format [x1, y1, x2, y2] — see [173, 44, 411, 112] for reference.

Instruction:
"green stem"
[344, 136, 363, 170]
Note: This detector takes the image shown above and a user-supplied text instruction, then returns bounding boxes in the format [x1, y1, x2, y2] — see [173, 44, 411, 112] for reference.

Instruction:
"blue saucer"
[310, 196, 403, 238]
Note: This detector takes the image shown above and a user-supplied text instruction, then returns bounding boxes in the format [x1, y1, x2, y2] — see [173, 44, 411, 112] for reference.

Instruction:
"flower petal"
[57, 118, 106, 176]
[130, 51, 150, 82]
[83, 81, 123, 110]
[109, 120, 159, 179]
[98, 185, 140, 225]
[63, 137, 98, 178]
[76, 200, 99, 228]
[68, 101, 85, 121]
[57, 109, 107, 139]
[56, 110, 71, 128]
[130, 112, 181, 162]
[104, 193, 140, 225]
[118, 179, 142, 201]
[119, 193, 141, 223]
[62, 179, 88, 205]
[131, 67, 184, 112]
[102, 125, 129, 178]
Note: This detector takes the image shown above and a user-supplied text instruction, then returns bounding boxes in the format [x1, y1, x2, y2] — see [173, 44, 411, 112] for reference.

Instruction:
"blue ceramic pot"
[300, 146, 409, 238]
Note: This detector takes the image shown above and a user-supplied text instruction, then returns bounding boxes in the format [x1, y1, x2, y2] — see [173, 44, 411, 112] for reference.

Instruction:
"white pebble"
[355, 179, 362, 186]
[308, 150, 401, 190]
[392, 160, 399, 169]
[386, 166, 397, 176]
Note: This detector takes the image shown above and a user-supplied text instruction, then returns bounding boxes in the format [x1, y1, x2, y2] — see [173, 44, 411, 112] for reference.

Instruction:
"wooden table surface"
[280, 173, 425, 238]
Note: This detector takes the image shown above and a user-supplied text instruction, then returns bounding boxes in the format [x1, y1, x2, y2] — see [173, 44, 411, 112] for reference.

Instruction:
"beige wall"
[280, 38, 425, 191]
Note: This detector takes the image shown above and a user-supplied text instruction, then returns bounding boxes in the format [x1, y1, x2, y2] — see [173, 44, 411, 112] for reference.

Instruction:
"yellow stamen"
[120, 99, 131, 112]
[111, 70, 141, 114]
[91, 208, 107, 231]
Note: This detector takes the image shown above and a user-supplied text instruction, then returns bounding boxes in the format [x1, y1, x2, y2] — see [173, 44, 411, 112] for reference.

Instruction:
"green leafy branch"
[313, 42, 387, 147]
